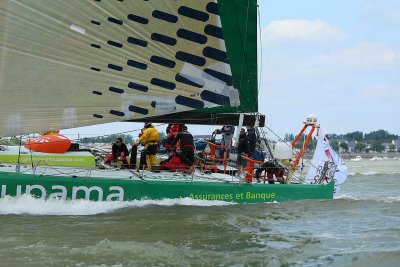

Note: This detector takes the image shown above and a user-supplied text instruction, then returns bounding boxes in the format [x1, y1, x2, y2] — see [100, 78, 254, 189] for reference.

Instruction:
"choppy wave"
[0, 194, 234, 215]
[348, 171, 400, 176]
[335, 194, 400, 203]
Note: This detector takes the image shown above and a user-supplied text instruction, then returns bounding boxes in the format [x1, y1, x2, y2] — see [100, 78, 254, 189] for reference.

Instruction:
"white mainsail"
[0, 1, 238, 137]
[305, 130, 347, 194]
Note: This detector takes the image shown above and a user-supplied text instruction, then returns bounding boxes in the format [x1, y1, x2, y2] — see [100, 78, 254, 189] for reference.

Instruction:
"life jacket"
[165, 124, 182, 149]
[161, 155, 186, 170]
[136, 126, 159, 145]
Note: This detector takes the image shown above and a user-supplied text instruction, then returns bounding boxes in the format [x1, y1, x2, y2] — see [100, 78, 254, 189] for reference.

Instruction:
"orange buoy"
[25, 134, 71, 154]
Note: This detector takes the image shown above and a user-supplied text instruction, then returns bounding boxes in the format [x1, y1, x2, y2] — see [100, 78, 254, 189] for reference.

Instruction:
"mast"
[234, 113, 245, 144]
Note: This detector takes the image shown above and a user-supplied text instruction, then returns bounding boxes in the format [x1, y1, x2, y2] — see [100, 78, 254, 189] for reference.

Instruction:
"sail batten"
[0, 0, 258, 137]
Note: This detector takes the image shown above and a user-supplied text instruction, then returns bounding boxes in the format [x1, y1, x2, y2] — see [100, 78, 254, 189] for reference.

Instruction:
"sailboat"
[0, 1, 343, 203]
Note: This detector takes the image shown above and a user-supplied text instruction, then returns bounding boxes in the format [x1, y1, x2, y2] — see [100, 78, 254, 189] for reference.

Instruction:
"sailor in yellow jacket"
[134, 123, 159, 170]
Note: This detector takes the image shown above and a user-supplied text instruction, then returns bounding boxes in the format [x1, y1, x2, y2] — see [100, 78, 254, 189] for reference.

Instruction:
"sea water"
[0, 160, 399, 267]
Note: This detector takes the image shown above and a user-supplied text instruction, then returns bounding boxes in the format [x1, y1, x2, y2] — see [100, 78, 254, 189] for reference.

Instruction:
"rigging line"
[131, 115, 255, 126]
[263, 124, 325, 173]
[258, 127, 274, 159]
[127, 169, 145, 181]
[16, 135, 22, 173]
[263, 124, 285, 142]
[231, 0, 258, 113]
[257, 4, 263, 96]
[239, 4, 263, 124]
[248, 4, 264, 118]
[28, 134, 35, 171]
[298, 132, 320, 171]
[237, 0, 250, 92]
[70, 122, 169, 142]
[242, 0, 258, 113]
[247, 5, 262, 117]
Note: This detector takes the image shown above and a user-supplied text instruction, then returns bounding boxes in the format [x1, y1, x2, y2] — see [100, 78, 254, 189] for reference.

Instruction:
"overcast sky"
[62, 0, 400, 140]
[259, 0, 400, 138]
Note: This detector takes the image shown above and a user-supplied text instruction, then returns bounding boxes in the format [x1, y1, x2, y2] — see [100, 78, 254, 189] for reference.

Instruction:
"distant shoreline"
[301, 151, 399, 160]
[338, 152, 399, 160]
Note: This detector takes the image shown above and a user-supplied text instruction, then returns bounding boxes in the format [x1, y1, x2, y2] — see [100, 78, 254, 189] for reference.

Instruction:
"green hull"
[0, 172, 334, 203]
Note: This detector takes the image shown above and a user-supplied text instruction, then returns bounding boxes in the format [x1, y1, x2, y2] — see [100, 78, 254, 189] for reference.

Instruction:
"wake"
[335, 194, 400, 203]
[0, 194, 234, 215]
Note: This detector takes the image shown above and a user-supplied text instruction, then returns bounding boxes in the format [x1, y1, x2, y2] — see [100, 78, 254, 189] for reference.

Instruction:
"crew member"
[221, 125, 235, 150]
[160, 146, 186, 171]
[255, 160, 286, 184]
[220, 125, 234, 158]
[133, 123, 159, 170]
[236, 128, 249, 176]
[130, 128, 146, 169]
[164, 124, 184, 152]
[106, 137, 129, 166]
[247, 127, 257, 158]
[170, 125, 195, 166]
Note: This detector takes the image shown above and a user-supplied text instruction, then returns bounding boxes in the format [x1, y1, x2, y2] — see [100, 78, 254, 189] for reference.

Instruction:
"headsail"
[0, 0, 258, 137]
[305, 130, 348, 194]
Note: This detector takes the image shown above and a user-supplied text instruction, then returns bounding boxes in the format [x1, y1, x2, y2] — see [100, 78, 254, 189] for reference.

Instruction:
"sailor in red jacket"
[160, 147, 187, 171]
[165, 124, 184, 152]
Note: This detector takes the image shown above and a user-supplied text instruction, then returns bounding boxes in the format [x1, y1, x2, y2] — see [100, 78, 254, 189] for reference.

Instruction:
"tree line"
[79, 132, 166, 144]
[326, 130, 398, 142]
[79, 134, 134, 144]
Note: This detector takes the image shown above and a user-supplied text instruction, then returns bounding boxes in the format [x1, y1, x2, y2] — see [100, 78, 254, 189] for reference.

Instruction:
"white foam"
[378, 196, 400, 203]
[360, 171, 380, 176]
[0, 195, 234, 215]
[334, 194, 400, 203]
[334, 194, 358, 200]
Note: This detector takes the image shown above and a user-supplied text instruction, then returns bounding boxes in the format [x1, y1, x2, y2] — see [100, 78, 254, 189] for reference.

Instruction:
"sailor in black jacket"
[170, 126, 195, 166]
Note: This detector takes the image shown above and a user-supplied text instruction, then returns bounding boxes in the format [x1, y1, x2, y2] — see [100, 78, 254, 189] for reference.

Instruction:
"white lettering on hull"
[107, 186, 124, 201]
[16, 185, 22, 197]
[1, 185, 5, 198]
[0, 185, 124, 201]
[49, 185, 67, 200]
[26, 185, 46, 199]
[72, 186, 103, 201]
